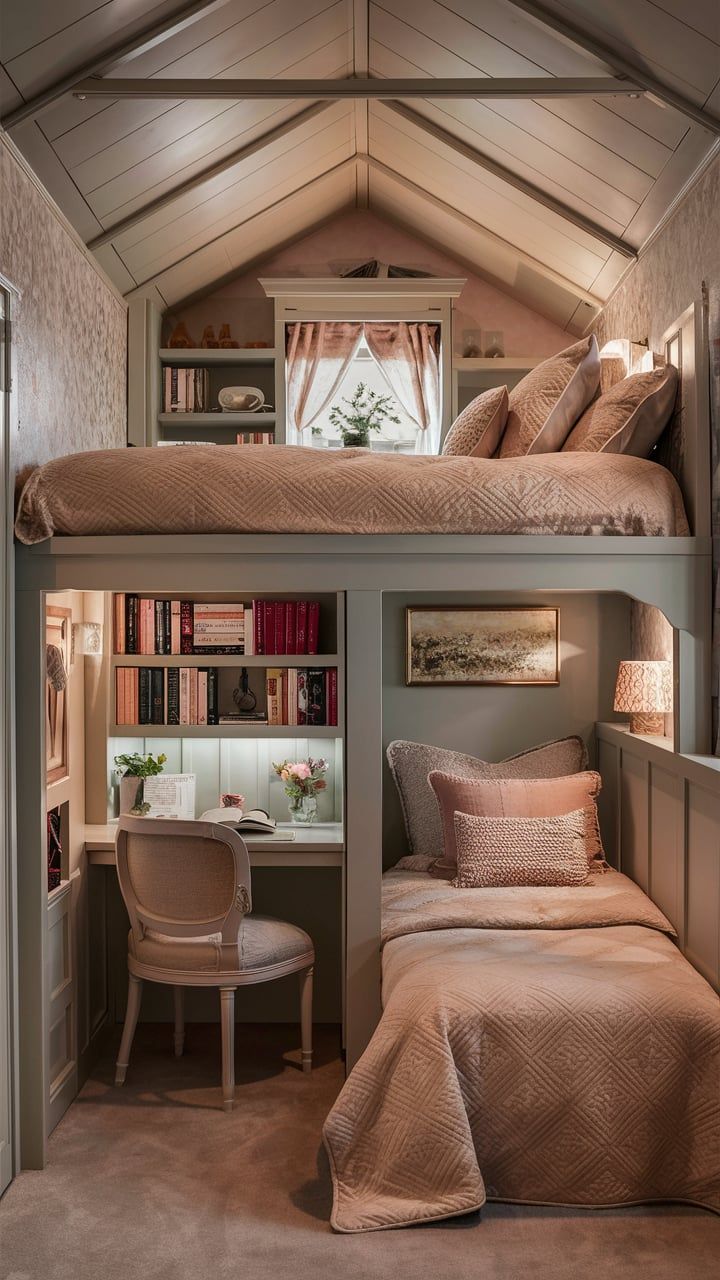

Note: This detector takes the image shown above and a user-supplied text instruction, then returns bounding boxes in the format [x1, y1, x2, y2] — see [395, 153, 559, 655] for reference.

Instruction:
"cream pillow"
[452, 807, 590, 888]
[562, 365, 678, 457]
[442, 386, 508, 458]
[499, 335, 600, 458]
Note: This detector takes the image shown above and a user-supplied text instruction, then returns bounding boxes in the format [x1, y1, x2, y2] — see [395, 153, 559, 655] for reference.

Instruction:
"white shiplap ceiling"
[0, 0, 718, 327]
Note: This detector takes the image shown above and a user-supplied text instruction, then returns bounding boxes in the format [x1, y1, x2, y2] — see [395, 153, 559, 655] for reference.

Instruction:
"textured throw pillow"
[442, 386, 509, 458]
[499, 335, 600, 458]
[388, 735, 588, 866]
[453, 807, 590, 888]
[562, 365, 678, 457]
[428, 770, 604, 871]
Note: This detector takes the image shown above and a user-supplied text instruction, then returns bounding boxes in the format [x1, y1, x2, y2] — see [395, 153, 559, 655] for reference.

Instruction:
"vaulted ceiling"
[1, 0, 718, 330]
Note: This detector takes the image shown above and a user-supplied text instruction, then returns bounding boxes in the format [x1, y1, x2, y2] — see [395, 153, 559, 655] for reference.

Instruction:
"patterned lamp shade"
[614, 660, 672, 735]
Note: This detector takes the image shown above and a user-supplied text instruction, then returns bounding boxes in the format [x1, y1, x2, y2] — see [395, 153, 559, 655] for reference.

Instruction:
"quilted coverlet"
[14, 445, 689, 542]
[323, 871, 720, 1232]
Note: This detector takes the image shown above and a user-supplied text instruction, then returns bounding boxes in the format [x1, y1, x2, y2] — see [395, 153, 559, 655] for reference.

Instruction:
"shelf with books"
[158, 412, 277, 427]
[110, 654, 340, 668]
[160, 348, 277, 365]
[112, 594, 336, 658]
[109, 724, 344, 739]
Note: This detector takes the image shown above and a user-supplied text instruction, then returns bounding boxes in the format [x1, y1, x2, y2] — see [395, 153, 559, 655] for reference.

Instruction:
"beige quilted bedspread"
[323, 871, 720, 1232]
[14, 445, 689, 542]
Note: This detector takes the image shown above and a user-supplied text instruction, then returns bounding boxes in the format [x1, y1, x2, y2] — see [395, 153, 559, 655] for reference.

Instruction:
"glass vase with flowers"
[272, 757, 328, 824]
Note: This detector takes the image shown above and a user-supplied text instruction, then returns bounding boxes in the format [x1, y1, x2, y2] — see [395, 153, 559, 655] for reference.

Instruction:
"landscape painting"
[406, 607, 559, 686]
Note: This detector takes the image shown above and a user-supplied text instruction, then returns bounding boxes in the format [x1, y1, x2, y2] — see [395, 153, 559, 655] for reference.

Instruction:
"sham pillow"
[452, 807, 590, 888]
[428, 769, 604, 871]
[388, 735, 588, 865]
[562, 365, 678, 457]
[442, 386, 508, 458]
[499, 335, 600, 458]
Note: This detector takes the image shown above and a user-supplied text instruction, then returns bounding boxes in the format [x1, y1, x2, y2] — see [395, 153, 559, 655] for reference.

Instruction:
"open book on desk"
[198, 807, 295, 839]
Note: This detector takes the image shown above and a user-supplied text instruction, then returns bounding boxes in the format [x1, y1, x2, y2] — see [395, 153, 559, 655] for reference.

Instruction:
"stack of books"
[266, 668, 338, 726]
[236, 431, 274, 445]
[114, 597, 248, 656]
[115, 667, 219, 725]
[163, 367, 210, 412]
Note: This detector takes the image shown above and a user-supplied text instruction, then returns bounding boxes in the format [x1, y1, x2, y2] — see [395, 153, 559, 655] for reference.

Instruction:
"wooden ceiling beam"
[0, 0, 233, 131]
[70, 75, 645, 101]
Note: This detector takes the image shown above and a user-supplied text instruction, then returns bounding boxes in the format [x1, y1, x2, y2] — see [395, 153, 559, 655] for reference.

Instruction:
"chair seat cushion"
[128, 914, 313, 975]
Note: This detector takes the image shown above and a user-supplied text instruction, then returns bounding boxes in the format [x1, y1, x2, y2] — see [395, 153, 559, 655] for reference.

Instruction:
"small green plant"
[114, 751, 167, 778]
[328, 382, 401, 447]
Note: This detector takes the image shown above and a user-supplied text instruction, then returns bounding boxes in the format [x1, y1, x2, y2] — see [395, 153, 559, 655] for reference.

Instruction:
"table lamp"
[613, 660, 672, 735]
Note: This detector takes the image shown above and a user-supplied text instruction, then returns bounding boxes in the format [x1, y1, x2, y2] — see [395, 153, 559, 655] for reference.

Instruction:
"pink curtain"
[364, 322, 441, 454]
[286, 322, 363, 439]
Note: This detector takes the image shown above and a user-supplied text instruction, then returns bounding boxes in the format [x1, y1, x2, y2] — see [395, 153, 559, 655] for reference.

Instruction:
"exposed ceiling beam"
[504, 0, 720, 136]
[71, 75, 645, 101]
[353, 0, 370, 207]
[0, 0, 232, 131]
[385, 102, 636, 260]
[365, 154, 604, 309]
[132, 155, 358, 289]
[87, 102, 333, 251]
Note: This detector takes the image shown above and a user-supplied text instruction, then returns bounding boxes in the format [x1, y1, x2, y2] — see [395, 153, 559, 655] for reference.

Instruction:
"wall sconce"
[72, 621, 103, 660]
[613, 660, 672, 735]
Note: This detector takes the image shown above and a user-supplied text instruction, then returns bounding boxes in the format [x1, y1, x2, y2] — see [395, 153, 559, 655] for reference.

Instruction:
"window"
[309, 337, 419, 452]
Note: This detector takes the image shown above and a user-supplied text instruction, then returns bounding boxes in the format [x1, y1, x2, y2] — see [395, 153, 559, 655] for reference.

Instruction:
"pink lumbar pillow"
[428, 770, 605, 874]
[453, 807, 591, 888]
[442, 386, 508, 458]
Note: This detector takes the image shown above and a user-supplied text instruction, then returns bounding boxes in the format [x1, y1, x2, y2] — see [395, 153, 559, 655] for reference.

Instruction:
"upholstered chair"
[113, 816, 314, 1111]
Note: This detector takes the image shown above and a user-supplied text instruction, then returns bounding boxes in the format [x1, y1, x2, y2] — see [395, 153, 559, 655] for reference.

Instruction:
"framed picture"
[46, 606, 71, 783]
[405, 606, 559, 686]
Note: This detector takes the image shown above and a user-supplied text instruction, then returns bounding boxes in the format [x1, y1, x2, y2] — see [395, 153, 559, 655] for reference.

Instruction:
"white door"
[0, 282, 16, 1195]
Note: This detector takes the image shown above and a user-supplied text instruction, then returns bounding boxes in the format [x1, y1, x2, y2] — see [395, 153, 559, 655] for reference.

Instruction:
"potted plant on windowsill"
[328, 383, 401, 448]
[114, 751, 167, 816]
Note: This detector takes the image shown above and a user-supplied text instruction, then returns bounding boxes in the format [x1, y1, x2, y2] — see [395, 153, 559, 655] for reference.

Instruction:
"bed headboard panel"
[658, 299, 711, 538]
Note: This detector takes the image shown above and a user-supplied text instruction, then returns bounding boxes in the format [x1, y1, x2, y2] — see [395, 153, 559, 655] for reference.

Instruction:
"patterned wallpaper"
[0, 139, 127, 488]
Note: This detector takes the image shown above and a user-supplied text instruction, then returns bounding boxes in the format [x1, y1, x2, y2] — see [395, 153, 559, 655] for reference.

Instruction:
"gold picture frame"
[46, 606, 71, 784]
[405, 606, 559, 686]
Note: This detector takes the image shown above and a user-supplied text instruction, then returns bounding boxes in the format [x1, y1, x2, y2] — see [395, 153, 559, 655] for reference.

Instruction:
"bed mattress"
[323, 870, 720, 1232]
[14, 445, 689, 542]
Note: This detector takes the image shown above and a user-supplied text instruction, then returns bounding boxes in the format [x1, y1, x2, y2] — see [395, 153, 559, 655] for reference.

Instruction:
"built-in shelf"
[160, 348, 277, 364]
[111, 654, 340, 667]
[158, 412, 276, 428]
[453, 357, 540, 371]
[110, 724, 342, 738]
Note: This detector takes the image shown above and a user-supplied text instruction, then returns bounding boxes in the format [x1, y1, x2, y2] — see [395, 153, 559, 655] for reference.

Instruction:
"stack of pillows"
[441, 334, 678, 460]
[388, 736, 608, 889]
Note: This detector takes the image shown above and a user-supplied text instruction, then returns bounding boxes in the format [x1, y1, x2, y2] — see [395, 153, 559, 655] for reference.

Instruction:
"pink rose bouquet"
[272, 756, 329, 801]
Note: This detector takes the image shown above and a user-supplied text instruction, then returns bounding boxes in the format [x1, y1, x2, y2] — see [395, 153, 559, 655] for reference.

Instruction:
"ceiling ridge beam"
[0, 0, 233, 131]
[353, 0, 370, 207]
[364, 154, 604, 308]
[385, 101, 636, 259]
[87, 102, 334, 251]
[131, 155, 358, 290]
[504, 0, 720, 136]
[69, 75, 645, 101]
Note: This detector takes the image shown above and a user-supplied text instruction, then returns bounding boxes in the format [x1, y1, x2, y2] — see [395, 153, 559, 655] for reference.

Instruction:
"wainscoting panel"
[597, 724, 720, 990]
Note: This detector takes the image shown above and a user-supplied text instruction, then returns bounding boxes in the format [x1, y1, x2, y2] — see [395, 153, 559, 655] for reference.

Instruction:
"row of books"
[116, 667, 220, 725]
[163, 367, 210, 412]
[113, 596, 322, 656]
[236, 432, 274, 444]
[265, 668, 338, 726]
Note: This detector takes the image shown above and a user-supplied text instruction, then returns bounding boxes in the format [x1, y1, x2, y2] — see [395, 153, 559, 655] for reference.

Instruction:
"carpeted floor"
[1, 1023, 717, 1280]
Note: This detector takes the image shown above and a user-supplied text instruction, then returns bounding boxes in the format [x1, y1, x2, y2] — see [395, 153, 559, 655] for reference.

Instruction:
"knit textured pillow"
[499, 335, 600, 458]
[452, 807, 590, 888]
[388, 735, 588, 867]
[442, 386, 508, 458]
[562, 365, 678, 457]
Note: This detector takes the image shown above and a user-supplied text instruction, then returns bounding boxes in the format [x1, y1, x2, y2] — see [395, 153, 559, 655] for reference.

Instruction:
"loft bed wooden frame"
[13, 300, 712, 1169]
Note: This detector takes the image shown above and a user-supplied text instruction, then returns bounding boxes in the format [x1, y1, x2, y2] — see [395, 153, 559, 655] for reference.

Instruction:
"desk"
[84, 821, 344, 867]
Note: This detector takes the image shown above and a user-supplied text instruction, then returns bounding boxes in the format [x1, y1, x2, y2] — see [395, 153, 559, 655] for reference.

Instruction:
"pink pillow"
[453, 807, 591, 888]
[442, 386, 508, 458]
[428, 770, 604, 872]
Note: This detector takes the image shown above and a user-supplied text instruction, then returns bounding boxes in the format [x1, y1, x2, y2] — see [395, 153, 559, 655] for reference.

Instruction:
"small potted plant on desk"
[114, 751, 167, 816]
[328, 383, 401, 448]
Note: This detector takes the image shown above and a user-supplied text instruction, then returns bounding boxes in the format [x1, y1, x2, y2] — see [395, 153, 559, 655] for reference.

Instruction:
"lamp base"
[629, 712, 664, 735]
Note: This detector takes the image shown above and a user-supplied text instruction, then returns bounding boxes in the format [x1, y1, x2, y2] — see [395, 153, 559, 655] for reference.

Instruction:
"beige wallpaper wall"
[0, 138, 127, 487]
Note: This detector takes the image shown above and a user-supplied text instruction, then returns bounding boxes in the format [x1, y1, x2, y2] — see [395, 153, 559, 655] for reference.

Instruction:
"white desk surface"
[84, 821, 344, 867]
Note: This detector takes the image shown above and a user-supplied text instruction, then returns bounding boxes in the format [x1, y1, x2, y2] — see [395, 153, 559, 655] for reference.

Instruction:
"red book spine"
[285, 601, 297, 654]
[254, 600, 264, 655]
[180, 601, 193, 654]
[275, 602, 286, 655]
[327, 667, 338, 726]
[297, 601, 308, 654]
[265, 602, 276, 655]
[307, 601, 320, 655]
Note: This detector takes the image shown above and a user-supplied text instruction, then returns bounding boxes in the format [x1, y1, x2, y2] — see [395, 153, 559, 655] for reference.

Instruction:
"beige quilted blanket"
[323, 871, 720, 1232]
[14, 445, 689, 543]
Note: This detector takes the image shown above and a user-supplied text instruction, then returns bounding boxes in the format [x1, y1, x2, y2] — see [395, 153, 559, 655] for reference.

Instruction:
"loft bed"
[12, 300, 712, 1170]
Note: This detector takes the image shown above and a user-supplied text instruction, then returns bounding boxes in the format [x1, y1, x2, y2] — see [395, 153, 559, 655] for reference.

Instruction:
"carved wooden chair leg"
[173, 986, 185, 1058]
[300, 965, 314, 1074]
[219, 987, 236, 1112]
[115, 974, 143, 1086]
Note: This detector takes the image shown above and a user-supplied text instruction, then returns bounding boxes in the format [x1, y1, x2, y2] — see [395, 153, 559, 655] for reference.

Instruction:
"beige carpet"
[1, 1024, 718, 1280]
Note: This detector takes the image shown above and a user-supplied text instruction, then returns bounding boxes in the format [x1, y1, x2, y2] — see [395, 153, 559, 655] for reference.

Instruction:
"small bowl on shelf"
[218, 386, 265, 412]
